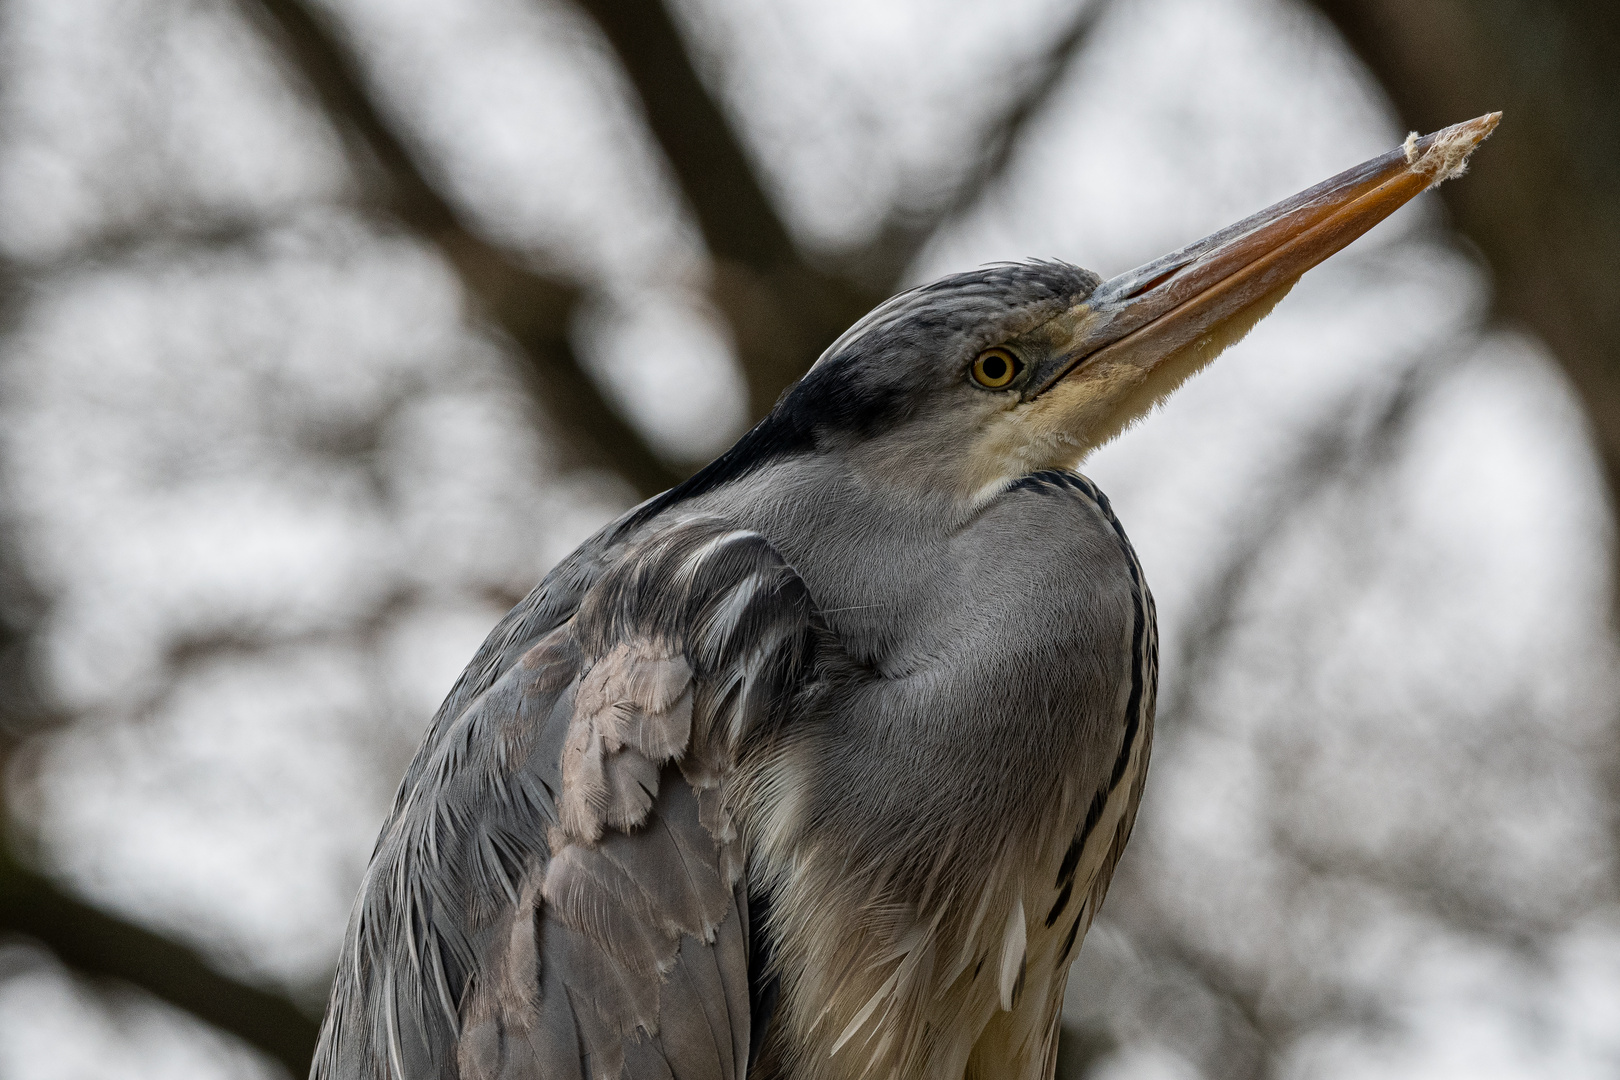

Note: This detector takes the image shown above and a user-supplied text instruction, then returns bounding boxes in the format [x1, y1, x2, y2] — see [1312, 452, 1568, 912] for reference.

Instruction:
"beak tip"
[1403, 111, 1502, 187]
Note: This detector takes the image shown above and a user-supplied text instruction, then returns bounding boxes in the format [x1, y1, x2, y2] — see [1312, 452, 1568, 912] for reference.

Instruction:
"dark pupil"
[982, 355, 1007, 381]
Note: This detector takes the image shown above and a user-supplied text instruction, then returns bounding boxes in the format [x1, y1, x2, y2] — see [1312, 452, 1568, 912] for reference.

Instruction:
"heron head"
[776, 114, 1498, 507]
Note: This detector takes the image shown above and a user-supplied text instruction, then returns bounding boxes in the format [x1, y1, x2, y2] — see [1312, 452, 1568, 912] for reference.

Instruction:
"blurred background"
[0, 0, 1617, 1076]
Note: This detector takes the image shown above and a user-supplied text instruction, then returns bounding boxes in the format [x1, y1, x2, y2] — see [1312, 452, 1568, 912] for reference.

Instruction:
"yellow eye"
[970, 347, 1022, 389]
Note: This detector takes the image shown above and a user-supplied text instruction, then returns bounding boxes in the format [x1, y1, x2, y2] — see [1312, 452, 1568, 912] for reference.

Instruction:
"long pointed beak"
[1026, 113, 1500, 396]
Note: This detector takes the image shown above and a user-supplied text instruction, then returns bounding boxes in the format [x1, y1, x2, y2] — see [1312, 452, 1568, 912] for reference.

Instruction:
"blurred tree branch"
[1299, 0, 1620, 930]
[241, 0, 683, 497]
[0, 270, 321, 1070]
[568, 0, 871, 417]
[247, 0, 1113, 479]
[0, 395, 320, 1075]
[0, 843, 320, 1076]
[1157, 333, 1474, 729]
[568, 0, 1111, 416]
[568, 0, 800, 275]
[1301, 0, 1620, 519]
[852, 0, 1111, 288]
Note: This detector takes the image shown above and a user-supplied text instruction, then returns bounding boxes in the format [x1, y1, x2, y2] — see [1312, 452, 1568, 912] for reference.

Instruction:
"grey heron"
[314, 113, 1498, 1080]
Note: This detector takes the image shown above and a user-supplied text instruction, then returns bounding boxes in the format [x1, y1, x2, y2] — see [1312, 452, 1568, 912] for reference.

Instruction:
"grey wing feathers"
[314, 520, 819, 1080]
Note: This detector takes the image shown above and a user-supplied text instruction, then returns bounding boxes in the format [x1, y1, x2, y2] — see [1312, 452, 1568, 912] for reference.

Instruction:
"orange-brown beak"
[1025, 113, 1500, 397]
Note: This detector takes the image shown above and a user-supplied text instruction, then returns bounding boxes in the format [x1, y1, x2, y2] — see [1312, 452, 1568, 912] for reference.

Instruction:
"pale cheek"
[1026, 363, 1146, 445]
[962, 363, 1150, 490]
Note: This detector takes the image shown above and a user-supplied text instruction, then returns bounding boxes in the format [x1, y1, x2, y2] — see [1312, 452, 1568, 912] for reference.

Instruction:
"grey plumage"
[318, 520, 818, 1080]
[315, 261, 1157, 1080]
[315, 116, 1496, 1078]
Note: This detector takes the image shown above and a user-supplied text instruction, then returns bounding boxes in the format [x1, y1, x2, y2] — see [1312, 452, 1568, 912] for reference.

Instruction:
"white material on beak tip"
[1404, 112, 1501, 188]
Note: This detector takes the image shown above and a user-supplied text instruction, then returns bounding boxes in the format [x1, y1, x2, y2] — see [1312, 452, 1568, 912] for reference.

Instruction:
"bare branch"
[1148, 941, 1279, 1080]
[1306, 0, 1620, 884]
[565, 0, 1116, 419]
[567, 0, 798, 272]
[0, 843, 320, 1076]
[234, 0, 448, 233]
[0, 505, 320, 1075]
[562, 0, 878, 417]
[238, 0, 682, 497]
[436, 240, 685, 496]
[850, 0, 1114, 289]
[1302, 0, 1620, 522]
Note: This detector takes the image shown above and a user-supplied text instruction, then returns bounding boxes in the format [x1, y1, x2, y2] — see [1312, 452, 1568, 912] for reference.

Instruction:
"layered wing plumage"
[314, 519, 822, 1080]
